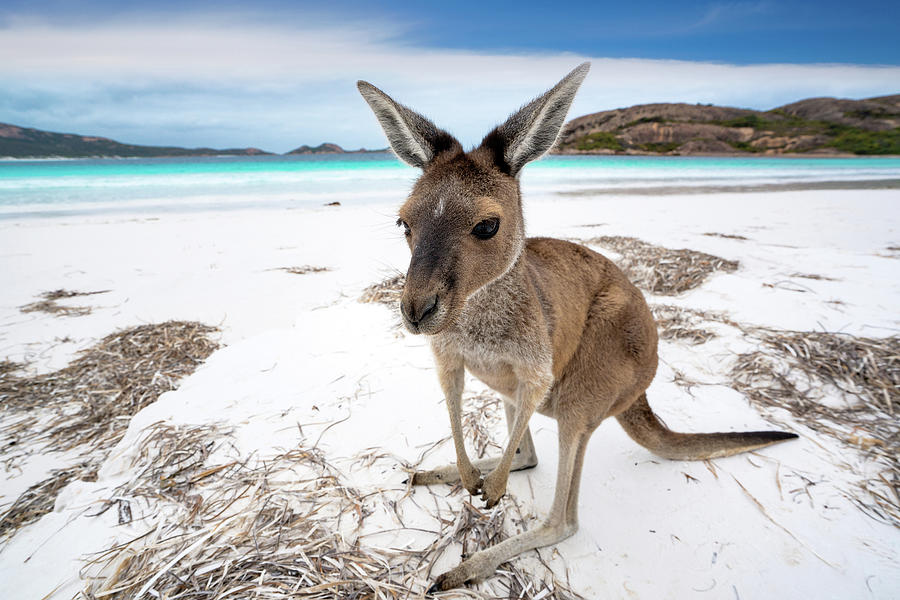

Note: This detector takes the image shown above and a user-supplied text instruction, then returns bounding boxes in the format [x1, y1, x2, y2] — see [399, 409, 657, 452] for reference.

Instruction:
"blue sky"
[1, 1, 898, 152]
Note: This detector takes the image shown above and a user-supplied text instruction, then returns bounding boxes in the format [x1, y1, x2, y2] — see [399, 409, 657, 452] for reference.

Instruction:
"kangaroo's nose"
[402, 294, 438, 326]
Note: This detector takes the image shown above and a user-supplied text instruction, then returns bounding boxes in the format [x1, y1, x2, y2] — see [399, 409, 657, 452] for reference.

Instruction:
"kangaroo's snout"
[401, 292, 439, 333]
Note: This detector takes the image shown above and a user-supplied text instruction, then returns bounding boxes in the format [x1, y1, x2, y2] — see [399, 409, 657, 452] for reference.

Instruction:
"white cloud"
[1, 17, 898, 152]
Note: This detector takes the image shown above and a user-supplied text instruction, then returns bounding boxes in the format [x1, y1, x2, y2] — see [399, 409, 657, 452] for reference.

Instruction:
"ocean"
[1, 153, 898, 219]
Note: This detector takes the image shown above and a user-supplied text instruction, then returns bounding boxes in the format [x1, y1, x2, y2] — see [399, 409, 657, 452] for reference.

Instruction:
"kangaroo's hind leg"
[411, 398, 539, 486]
[429, 417, 590, 591]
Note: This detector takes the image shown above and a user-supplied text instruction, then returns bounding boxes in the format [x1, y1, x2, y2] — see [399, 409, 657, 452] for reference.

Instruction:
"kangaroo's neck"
[451, 250, 533, 339]
[432, 243, 553, 375]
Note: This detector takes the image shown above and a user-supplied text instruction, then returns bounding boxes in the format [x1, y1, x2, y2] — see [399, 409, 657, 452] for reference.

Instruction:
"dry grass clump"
[275, 265, 331, 275]
[359, 274, 405, 307]
[585, 236, 738, 295]
[81, 423, 582, 600]
[19, 289, 109, 317]
[731, 330, 899, 527]
[0, 321, 219, 538]
[650, 304, 719, 345]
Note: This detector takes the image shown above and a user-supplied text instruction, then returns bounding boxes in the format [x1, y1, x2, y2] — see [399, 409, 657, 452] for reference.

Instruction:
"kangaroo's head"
[358, 63, 589, 335]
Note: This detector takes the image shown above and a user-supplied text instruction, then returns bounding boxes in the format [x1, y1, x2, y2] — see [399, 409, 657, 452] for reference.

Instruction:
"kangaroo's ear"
[357, 81, 461, 169]
[480, 62, 590, 176]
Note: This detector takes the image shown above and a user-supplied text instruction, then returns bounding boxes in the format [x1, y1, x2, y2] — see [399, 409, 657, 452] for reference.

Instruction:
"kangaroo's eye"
[397, 218, 411, 237]
[472, 218, 500, 240]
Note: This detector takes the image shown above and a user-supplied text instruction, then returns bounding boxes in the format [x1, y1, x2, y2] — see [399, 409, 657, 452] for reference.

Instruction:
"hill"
[0, 123, 272, 159]
[557, 94, 900, 155]
[286, 142, 387, 155]
[287, 142, 347, 155]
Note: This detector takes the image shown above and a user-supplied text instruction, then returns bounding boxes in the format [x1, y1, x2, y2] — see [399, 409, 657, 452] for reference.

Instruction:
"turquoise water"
[1, 153, 898, 218]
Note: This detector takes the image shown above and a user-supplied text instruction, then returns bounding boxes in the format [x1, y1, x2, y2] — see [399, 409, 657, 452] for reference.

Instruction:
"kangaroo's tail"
[616, 393, 797, 460]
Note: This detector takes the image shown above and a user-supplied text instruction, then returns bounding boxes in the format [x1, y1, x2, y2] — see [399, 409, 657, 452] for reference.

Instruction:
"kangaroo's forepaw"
[462, 472, 484, 497]
[480, 468, 508, 508]
[454, 461, 482, 496]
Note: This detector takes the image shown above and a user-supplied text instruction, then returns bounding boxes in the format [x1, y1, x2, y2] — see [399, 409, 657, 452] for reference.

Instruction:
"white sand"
[1, 189, 899, 598]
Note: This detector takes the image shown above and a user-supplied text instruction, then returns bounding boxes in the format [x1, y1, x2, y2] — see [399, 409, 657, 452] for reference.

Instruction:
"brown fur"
[357, 64, 797, 591]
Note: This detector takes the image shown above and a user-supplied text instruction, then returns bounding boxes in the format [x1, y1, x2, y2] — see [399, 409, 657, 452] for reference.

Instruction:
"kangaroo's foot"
[427, 521, 577, 592]
[410, 453, 537, 490]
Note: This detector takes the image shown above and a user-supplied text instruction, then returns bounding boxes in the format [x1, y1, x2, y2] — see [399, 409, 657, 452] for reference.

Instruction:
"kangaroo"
[357, 63, 797, 592]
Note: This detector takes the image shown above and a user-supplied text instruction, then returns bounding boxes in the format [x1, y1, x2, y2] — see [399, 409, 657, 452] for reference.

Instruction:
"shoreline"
[2, 177, 899, 222]
[558, 177, 900, 196]
[552, 149, 900, 158]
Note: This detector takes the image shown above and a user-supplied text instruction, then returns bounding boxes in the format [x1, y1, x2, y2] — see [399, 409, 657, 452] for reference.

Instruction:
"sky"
[1, 0, 898, 153]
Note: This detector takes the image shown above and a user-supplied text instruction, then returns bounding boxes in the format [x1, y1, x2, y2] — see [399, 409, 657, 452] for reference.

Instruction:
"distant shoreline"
[558, 178, 900, 196]
[3, 152, 900, 162]
[551, 150, 900, 159]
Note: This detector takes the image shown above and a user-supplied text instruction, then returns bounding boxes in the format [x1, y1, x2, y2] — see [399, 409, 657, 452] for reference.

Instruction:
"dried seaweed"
[0, 360, 23, 378]
[79, 423, 583, 599]
[789, 273, 838, 281]
[650, 304, 718, 344]
[585, 236, 738, 295]
[702, 232, 749, 240]
[731, 329, 899, 527]
[42, 289, 110, 300]
[359, 274, 405, 307]
[275, 266, 331, 275]
[19, 289, 109, 317]
[20, 299, 93, 317]
[0, 461, 99, 539]
[462, 392, 505, 459]
[0, 322, 219, 538]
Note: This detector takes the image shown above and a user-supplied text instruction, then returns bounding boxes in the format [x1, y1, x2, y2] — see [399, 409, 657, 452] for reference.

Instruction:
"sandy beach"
[1, 187, 899, 598]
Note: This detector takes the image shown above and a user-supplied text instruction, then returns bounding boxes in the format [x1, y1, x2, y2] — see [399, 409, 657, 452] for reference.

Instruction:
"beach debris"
[584, 236, 739, 295]
[0, 321, 219, 539]
[650, 304, 719, 344]
[80, 422, 583, 599]
[274, 265, 331, 275]
[702, 232, 749, 240]
[19, 289, 109, 317]
[730, 329, 900, 528]
[359, 273, 405, 307]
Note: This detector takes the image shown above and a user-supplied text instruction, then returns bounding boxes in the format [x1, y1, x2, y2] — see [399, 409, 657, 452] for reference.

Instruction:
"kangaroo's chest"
[459, 345, 554, 416]
[438, 318, 553, 405]
[433, 278, 554, 405]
